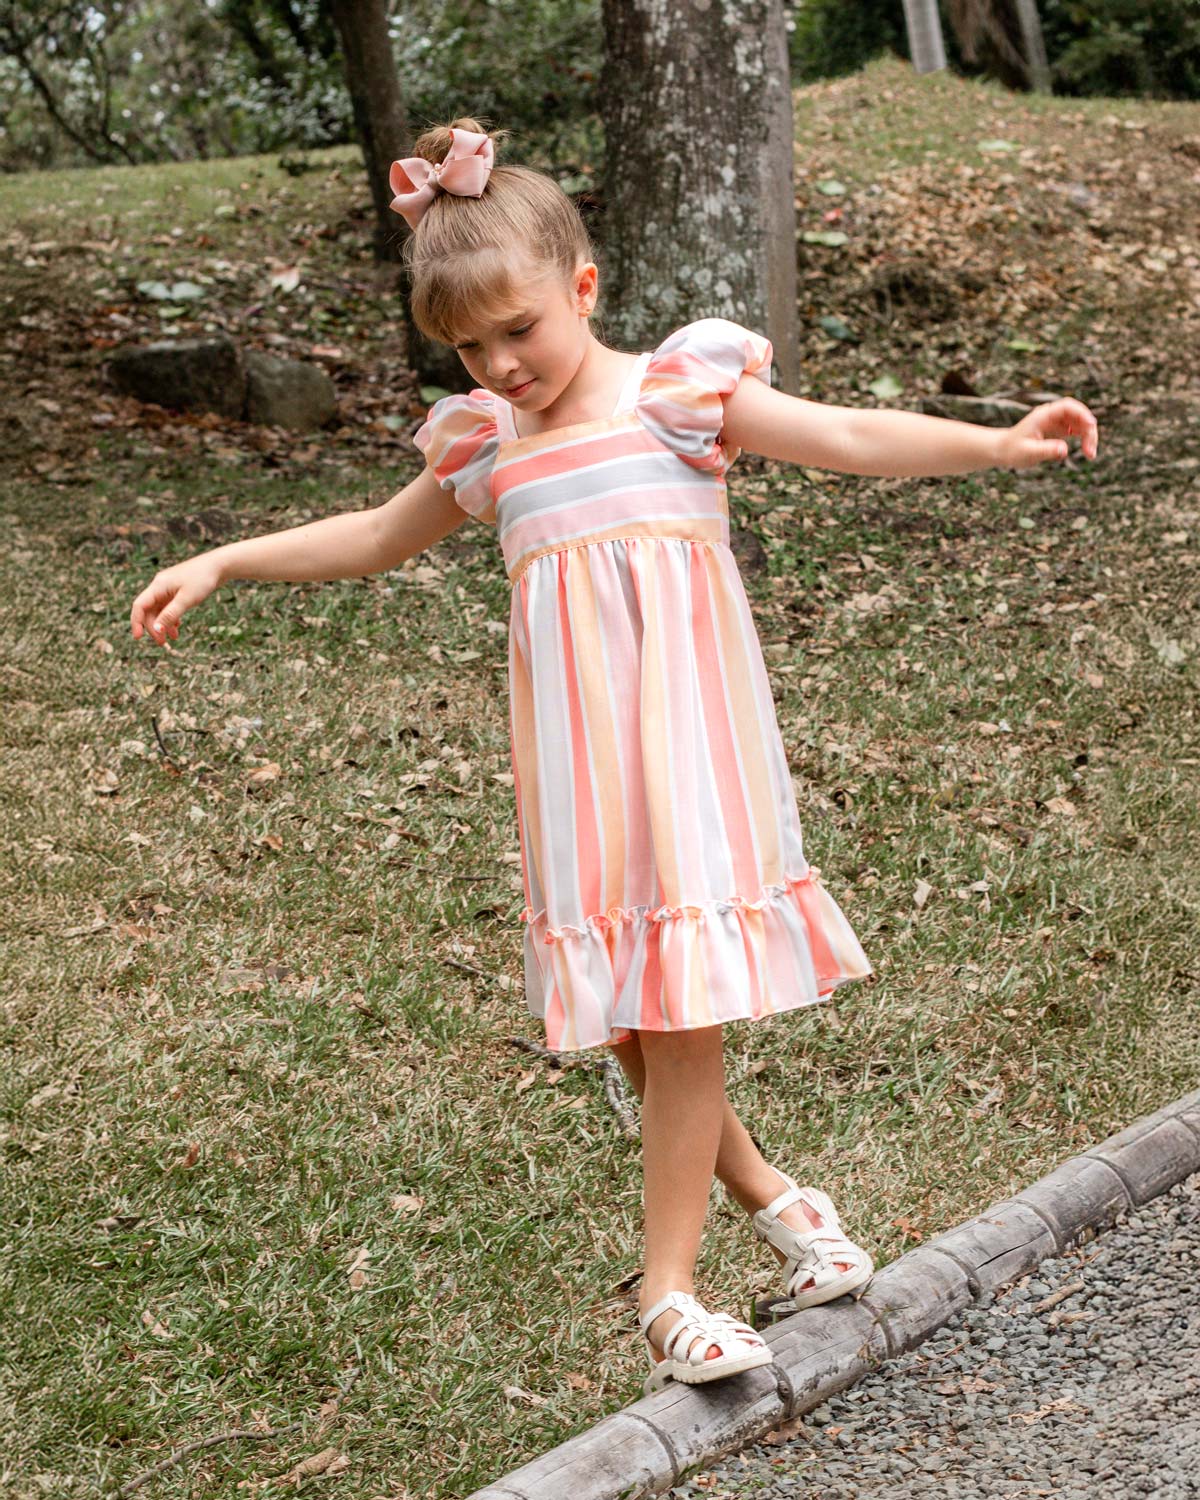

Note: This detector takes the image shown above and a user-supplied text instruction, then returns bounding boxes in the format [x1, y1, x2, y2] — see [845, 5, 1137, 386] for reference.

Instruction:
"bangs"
[416, 244, 549, 348]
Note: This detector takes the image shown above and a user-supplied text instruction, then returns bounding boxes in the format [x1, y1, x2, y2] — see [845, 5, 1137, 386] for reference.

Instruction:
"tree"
[326, 0, 406, 265]
[598, 0, 800, 393]
[945, 0, 1053, 92]
[1013, 0, 1053, 92]
[900, 0, 949, 73]
[323, 0, 460, 385]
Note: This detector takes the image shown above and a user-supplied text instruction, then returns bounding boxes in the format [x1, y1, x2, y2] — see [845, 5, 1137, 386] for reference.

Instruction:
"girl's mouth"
[503, 378, 534, 397]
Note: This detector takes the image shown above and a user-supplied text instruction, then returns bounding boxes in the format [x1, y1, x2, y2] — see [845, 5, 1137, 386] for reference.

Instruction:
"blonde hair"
[399, 117, 597, 348]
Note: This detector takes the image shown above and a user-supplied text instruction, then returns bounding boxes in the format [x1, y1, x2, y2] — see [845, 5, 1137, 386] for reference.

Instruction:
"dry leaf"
[346, 1245, 370, 1290]
[502, 1383, 548, 1406]
[762, 1414, 808, 1445]
[141, 1308, 169, 1338]
[247, 762, 282, 785]
[279, 1447, 348, 1481]
[267, 263, 302, 294]
[390, 1194, 423, 1214]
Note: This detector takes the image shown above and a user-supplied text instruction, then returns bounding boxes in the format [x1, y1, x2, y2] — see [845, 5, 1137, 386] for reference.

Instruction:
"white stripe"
[498, 468, 714, 540]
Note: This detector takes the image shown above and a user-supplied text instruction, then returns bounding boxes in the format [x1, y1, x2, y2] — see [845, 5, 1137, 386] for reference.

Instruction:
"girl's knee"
[638, 1024, 724, 1062]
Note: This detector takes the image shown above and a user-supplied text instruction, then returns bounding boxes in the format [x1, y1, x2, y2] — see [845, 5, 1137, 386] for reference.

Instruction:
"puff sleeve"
[635, 317, 774, 475]
[412, 389, 500, 524]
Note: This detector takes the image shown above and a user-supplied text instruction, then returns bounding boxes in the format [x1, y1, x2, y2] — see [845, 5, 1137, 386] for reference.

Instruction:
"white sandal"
[751, 1168, 875, 1310]
[639, 1289, 774, 1395]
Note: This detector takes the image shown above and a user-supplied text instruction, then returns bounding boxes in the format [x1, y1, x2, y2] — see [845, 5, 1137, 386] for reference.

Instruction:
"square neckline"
[495, 350, 652, 449]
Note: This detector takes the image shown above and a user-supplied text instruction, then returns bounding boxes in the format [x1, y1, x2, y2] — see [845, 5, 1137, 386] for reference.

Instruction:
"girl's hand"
[997, 397, 1099, 470]
[130, 555, 224, 644]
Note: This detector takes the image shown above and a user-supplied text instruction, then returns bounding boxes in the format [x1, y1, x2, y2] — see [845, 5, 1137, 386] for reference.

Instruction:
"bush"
[1042, 0, 1200, 99]
[789, 0, 908, 83]
[788, 0, 1200, 99]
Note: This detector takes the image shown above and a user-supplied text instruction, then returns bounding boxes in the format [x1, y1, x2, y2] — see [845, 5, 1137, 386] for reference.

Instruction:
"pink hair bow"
[388, 128, 495, 231]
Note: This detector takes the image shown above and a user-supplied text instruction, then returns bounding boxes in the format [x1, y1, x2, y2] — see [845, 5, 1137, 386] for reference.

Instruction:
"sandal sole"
[643, 1342, 774, 1394]
[788, 1255, 875, 1308]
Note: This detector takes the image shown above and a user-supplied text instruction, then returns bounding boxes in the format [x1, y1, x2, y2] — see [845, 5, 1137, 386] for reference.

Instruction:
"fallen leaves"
[346, 1245, 370, 1291]
[502, 1383, 548, 1407]
[277, 1447, 351, 1482]
[246, 761, 282, 787]
[141, 1308, 170, 1338]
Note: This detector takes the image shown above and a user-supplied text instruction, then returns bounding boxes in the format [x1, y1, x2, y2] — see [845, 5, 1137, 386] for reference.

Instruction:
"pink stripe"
[503, 484, 718, 558]
[655, 546, 704, 891]
[494, 421, 664, 491]
[793, 878, 842, 989]
[556, 554, 601, 918]
[689, 545, 760, 894]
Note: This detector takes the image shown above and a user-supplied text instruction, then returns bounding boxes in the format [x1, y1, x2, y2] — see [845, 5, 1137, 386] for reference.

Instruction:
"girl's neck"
[515, 334, 640, 437]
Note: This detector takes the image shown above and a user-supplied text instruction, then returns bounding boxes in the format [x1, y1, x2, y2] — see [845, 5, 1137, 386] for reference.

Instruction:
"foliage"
[0, 0, 602, 174]
[0, 0, 352, 172]
[395, 0, 602, 166]
[788, 0, 1200, 98]
[788, 0, 910, 83]
[1041, 0, 1200, 99]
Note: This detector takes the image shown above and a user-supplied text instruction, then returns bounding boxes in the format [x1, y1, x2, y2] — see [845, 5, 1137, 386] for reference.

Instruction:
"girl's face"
[451, 263, 597, 409]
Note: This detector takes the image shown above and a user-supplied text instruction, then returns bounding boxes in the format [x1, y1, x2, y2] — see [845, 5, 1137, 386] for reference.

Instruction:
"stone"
[244, 349, 338, 431]
[106, 334, 246, 419]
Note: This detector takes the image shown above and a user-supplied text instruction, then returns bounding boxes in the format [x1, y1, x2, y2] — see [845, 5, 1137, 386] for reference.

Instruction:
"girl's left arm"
[721, 374, 1099, 477]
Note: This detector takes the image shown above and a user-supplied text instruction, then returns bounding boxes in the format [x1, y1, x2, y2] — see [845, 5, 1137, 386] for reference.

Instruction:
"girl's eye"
[511, 324, 532, 337]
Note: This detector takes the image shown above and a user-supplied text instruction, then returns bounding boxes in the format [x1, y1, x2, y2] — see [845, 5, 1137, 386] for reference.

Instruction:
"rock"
[106, 335, 246, 419]
[243, 349, 337, 432]
[104, 337, 338, 430]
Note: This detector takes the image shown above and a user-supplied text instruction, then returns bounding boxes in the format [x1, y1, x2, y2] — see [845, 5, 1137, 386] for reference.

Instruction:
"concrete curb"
[467, 1087, 1200, 1500]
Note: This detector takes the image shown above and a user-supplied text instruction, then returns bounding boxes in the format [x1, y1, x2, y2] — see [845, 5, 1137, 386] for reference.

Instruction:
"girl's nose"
[488, 360, 518, 380]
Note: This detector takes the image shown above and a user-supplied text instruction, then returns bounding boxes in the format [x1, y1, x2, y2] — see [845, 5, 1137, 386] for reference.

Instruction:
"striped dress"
[414, 318, 874, 1053]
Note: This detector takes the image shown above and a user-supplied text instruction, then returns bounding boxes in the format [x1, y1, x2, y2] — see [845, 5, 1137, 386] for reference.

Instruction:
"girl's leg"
[636, 1024, 728, 1363]
[610, 1030, 852, 1282]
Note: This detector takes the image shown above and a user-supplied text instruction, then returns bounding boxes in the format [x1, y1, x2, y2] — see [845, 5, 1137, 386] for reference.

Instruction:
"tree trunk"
[943, 0, 1033, 91]
[326, 0, 457, 384]
[326, 0, 406, 264]
[900, 0, 948, 74]
[1012, 0, 1052, 93]
[599, 0, 799, 394]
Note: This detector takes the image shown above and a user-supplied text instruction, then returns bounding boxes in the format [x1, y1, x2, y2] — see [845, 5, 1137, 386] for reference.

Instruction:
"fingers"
[1042, 398, 1100, 459]
[130, 580, 182, 643]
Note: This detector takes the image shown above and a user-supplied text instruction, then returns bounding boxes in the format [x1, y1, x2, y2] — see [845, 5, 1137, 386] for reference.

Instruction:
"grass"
[2, 52, 1199, 1500]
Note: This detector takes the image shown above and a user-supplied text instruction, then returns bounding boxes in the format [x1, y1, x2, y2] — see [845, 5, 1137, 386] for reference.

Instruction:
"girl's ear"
[574, 261, 599, 316]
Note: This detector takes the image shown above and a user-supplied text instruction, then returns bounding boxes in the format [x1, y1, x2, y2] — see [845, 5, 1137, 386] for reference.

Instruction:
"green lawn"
[2, 54, 1198, 1500]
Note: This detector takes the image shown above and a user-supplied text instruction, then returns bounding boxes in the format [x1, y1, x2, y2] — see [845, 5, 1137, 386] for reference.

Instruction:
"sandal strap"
[640, 1291, 764, 1364]
[639, 1289, 702, 1332]
[753, 1175, 849, 1258]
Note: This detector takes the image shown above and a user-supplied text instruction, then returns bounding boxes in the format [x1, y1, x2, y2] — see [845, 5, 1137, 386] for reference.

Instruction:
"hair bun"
[411, 117, 509, 166]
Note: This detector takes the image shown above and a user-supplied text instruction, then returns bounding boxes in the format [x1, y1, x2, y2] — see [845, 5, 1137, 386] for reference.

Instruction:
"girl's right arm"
[130, 463, 466, 644]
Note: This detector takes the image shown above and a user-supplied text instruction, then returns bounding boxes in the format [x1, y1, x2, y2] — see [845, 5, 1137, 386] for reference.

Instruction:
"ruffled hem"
[518, 867, 874, 1053]
[520, 868, 829, 944]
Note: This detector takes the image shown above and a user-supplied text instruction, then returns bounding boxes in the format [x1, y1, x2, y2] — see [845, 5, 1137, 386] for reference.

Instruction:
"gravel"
[670, 1170, 1200, 1499]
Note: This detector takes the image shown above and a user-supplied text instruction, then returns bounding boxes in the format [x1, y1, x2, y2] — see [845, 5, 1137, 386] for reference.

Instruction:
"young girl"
[131, 119, 1098, 1398]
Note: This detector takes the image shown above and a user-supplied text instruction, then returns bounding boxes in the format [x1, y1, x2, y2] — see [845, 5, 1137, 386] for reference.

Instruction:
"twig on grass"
[442, 955, 501, 982]
[114, 1366, 361, 1497]
[149, 714, 181, 769]
[509, 1033, 640, 1138]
